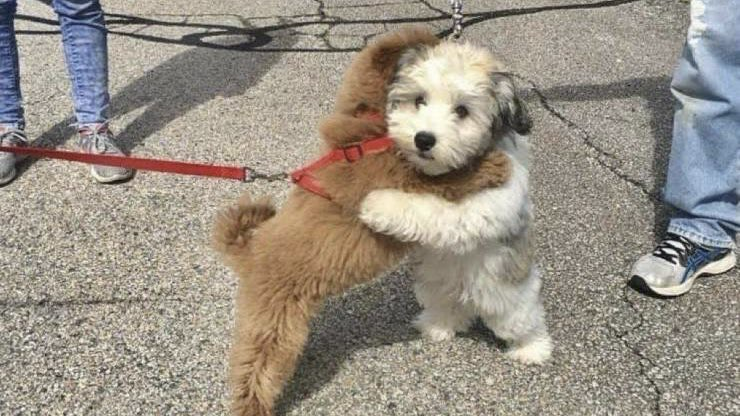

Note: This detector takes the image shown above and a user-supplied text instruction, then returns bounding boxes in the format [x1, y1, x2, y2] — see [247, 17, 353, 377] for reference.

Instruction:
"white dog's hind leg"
[414, 279, 474, 342]
[505, 332, 552, 365]
[482, 303, 552, 364]
[414, 305, 474, 342]
[479, 271, 552, 364]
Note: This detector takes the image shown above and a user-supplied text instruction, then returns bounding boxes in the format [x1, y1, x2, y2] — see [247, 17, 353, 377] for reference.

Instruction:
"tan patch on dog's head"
[333, 26, 440, 120]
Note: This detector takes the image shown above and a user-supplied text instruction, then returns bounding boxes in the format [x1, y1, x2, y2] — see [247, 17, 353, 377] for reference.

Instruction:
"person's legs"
[665, 0, 740, 248]
[52, 0, 109, 124]
[0, 0, 28, 185]
[0, 0, 23, 128]
[631, 0, 738, 296]
[52, 0, 131, 182]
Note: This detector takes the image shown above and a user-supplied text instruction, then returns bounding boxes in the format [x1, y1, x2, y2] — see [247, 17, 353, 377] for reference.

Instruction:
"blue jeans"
[665, 0, 740, 249]
[0, 0, 109, 129]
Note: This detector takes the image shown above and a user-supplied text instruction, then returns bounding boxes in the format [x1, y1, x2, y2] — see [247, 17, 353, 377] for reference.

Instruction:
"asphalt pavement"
[1, 1, 737, 415]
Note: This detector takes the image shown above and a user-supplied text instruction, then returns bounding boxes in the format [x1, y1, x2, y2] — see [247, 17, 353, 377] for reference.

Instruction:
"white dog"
[359, 41, 552, 364]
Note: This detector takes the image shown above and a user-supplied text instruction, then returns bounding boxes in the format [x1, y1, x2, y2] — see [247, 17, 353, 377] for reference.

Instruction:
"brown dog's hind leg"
[230, 279, 320, 416]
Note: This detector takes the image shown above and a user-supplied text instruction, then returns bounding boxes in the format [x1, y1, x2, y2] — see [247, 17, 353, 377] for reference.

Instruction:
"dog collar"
[290, 136, 395, 200]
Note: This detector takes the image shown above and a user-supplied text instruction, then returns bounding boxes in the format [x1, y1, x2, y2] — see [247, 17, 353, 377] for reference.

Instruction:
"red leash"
[0, 133, 395, 192]
[0, 145, 250, 181]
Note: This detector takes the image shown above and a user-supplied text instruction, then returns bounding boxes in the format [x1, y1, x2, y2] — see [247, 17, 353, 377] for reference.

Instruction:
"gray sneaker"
[0, 127, 28, 186]
[630, 233, 736, 297]
[78, 124, 133, 183]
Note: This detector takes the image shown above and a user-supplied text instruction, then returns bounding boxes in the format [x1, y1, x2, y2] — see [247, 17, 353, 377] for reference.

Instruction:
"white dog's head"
[386, 41, 531, 175]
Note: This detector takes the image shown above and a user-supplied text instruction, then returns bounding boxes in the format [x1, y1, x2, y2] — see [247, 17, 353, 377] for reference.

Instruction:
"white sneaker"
[0, 127, 28, 186]
[630, 233, 736, 297]
[78, 124, 133, 183]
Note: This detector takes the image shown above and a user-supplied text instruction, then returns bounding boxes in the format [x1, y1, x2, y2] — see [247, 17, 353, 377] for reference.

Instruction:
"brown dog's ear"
[491, 72, 532, 135]
[334, 27, 440, 116]
[368, 26, 439, 76]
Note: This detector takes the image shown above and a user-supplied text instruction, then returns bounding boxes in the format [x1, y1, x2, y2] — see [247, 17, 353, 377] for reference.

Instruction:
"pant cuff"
[0, 122, 24, 130]
[667, 223, 736, 249]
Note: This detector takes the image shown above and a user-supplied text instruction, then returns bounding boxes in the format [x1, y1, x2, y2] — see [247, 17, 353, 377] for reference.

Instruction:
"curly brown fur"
[212, 195, 275, 263]
[213, 27, 512, 416]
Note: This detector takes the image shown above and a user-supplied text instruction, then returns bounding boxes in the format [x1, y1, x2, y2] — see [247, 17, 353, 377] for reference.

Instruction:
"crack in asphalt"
[515, 74, 659, 201]
[313, 0, 327, 19]
[610, 285, 664, 415]
[515, 73, 666, 413]
[17, 0, 649, 52]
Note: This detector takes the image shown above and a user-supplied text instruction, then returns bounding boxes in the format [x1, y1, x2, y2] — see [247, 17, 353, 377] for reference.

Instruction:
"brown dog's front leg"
[230, 281, 319, 416]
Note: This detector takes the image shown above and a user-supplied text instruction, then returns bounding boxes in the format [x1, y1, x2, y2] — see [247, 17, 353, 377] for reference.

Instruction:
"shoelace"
[0, 129, 28, 147]
[653, 234, 695, 265]
[79, 124, 113, 154]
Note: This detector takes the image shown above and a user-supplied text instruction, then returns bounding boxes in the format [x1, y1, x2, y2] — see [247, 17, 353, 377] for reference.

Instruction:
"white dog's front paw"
[360, 189, 405, 215]
[359, 189, 406, 232]
[506, 335, 553, 365]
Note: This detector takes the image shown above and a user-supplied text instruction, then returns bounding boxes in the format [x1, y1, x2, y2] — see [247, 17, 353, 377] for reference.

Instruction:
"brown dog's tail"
[212, 194, 275, 259]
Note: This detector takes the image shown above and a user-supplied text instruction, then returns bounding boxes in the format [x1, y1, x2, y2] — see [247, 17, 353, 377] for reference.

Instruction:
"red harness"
[290, 136, 394, 199]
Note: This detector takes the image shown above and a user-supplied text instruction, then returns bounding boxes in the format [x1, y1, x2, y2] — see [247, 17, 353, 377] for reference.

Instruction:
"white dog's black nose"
[414, 132, 436, 151]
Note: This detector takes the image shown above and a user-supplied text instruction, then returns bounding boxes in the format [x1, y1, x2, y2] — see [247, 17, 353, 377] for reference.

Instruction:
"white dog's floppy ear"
[490, 72, 532, 135]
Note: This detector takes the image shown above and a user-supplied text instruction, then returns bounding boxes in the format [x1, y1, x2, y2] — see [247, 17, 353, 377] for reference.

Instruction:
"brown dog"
[212, 27, 512, 416]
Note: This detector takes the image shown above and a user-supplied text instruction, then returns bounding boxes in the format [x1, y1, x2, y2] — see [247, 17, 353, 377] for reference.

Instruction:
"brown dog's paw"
[435, 150, 512, 201]
[476, 150, 513, 189]
[399, 150, 512, 202]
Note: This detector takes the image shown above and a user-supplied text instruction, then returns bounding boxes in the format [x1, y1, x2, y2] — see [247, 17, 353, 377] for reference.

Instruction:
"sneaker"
[78, 124, 133, 183]
[0, 127, 28, 186]
[630, 233, 737, 296]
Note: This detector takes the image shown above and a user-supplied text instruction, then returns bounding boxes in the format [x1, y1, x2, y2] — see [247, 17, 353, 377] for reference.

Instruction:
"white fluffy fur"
[360, 41, 552, 364]
[388, 42, 505, 176]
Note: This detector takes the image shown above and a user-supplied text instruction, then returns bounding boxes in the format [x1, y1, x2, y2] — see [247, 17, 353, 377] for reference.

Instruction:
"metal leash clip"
[449, 0, 464, 39]
[244, 167, 289, 183]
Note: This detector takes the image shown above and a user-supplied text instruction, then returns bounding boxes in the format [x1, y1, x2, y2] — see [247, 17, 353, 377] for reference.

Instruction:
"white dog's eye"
[414, 95, 426, 109]
[455, 105, 469, 119]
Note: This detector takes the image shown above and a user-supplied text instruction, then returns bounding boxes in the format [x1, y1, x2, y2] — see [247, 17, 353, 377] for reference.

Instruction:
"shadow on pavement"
[275, 273, 421, 414]
[19, 0, 645, 53]
[15, 28, 294, 178]
[275, 271, 509, 414]
[538, 76, 675, 243]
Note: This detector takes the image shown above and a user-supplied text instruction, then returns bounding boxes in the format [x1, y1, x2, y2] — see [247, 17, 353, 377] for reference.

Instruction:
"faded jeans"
[0, 0, 109, 129]
[665, 0, 740, 249]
